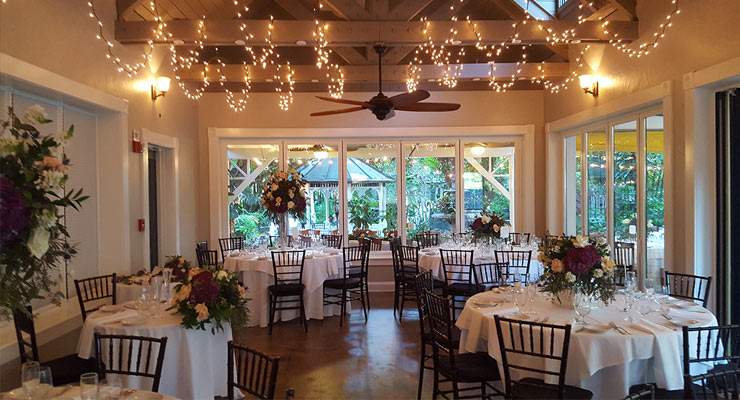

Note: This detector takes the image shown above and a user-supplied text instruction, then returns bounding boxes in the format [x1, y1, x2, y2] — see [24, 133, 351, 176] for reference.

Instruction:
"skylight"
[512, 0, 557, 20]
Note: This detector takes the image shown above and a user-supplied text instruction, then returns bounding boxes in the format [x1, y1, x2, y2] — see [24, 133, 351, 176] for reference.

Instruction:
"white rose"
[38, 209, 57, 228]
[565, 272, 576, 283]
[22, 105, 49, 124]
[596, 236, 607, 246]
[481, 215, 491, 224]
[573, 235, 589, 248]
[27, 227, 50, 259]
[215, 270, 229, 280]
[593, 269, 604, 278]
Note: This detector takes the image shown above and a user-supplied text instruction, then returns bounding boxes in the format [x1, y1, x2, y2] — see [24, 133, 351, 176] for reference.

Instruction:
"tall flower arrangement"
[470, 212, 506, 241]
[260, 170, 307, 221]
[171, 264, 249, 333]
[538, 235, 617, 304]
[0, 106, 88, 319]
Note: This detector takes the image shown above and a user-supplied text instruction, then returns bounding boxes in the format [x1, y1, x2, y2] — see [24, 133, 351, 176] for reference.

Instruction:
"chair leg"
[452, 380, 460, 400]
[364, 279, 371, 311]
[268, 293, 275, 336]
[339, 289, 347, 327]
[399, 285, 406, 321]
[432, 364, 439, 400]
[393, 281, 399, 317]
[360, 286, 368, 323]
[417, 342, 426, 400]
[300, 292, 308, 333]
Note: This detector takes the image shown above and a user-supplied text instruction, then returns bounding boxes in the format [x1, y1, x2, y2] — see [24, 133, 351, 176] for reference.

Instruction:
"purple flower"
[0, 176, 29, 246]
[190, 271, 220, 304]
[563, 245, 601, 275]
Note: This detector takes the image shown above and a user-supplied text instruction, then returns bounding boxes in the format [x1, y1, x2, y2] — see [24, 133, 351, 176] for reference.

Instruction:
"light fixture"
[579, 74, 599, 97]
[150, 76, 171, 101]
[314, 150, 329, 160]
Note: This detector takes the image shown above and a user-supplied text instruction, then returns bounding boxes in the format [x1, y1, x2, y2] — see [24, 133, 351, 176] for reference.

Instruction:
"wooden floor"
[233, 292, 429, 400]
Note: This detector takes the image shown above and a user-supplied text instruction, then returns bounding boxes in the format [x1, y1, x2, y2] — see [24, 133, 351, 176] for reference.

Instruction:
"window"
[227, 144, 279, 240]
[346, 143, 398, 240]
[613, 121, 638, 245]
[562, 109, 666, 284]
[287, 144, 340, 236]
[404, 142, 457, 239]
[587, 129, 607, 235]
[645, 115, 665, 281]
[463, 142, 514, 228]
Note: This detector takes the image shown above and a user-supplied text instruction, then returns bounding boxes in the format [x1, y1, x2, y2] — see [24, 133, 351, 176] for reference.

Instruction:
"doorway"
[716, 88, 739, 324]
[148, 145, 160, 270]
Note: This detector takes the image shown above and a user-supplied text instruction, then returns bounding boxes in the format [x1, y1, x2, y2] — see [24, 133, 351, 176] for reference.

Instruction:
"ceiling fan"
[311, 44, 461, 120]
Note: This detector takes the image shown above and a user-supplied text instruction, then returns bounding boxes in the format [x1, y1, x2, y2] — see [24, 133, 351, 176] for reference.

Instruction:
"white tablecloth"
[2, 384, 180, 399]
[117, 283, 175, 304]
[76, 306, 231, 400]
[417, 247, 543, 282]
[456, 291, 718, 399]
[223, 250, 346, 327]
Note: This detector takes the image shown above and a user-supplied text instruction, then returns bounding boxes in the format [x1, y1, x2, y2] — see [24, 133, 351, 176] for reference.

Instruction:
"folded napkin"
[638, 317, 683, 390]
[77, 310, 139, 357]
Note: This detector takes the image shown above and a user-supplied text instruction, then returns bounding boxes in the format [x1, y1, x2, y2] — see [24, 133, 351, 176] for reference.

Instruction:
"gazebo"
[297, 157, 393, 228]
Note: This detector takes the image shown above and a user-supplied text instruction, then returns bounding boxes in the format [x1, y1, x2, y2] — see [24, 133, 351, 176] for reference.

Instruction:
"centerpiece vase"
[278, 213, 288, 248]
[551, 289, 575, 309]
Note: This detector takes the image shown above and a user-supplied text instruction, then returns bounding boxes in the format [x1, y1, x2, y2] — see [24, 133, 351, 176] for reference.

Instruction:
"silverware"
[609, 321, 630, 335]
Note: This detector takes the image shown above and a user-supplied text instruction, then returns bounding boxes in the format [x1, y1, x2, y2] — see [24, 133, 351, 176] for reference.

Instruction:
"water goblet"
[624, 271, 638, 293]
[573, 292, 593, 325]
[21, 361, 40, 398]
[80, 372, 99, 400]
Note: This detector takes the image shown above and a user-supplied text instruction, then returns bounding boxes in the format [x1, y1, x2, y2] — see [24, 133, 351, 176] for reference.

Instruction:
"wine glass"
[21, 361, 40, 397]
[624, 271, 637, 293]
[80, 372, 99, 400]
[37, 366, 53, 396]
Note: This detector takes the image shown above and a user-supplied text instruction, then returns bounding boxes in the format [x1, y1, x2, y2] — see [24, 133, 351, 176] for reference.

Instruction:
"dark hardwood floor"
[233, 292, 428, 399]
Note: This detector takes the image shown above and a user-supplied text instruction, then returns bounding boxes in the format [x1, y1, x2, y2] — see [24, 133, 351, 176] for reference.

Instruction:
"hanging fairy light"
[170, 18, 210, 100]
[225, 63, 252, 112]
[313, 1, 345, 98]
[602, 0, 681, 58]
[405, 62, 421, 92]
[275, 63, 295, 111]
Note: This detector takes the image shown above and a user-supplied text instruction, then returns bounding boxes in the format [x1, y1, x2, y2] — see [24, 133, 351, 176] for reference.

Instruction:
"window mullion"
[456, 140, 464, 234]
[637, 117, 648, 287]
[398, 141, 406, 244]
[607, 123, 615, 250]
[582, 131, 589, 237]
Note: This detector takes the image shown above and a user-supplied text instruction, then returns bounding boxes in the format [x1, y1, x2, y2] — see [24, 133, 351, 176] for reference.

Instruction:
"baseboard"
[368, 281, 395, 292]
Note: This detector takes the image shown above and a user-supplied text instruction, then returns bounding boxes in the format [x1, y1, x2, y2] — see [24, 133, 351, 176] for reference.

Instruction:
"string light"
[275, 63, 295, 111]
[313, 1, 345, 98]
[602, 0, 681, 58]
[225, 63, 251, 112]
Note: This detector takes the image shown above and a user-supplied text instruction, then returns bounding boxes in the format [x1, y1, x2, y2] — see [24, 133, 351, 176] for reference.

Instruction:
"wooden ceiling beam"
[607, 0, 637, 20]
[117, 0, 143, 19]
[322, 0, 373, 20]
[387, 0, 435, 20]
[176, 62, 570, 82]
[115, 19, 637, 45]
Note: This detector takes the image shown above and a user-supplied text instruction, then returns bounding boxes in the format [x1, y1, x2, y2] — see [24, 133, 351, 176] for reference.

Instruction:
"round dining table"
[1, 384, 179, 399]
[417, 245, 544, 282]
[223, 248, 346, 327]
[76, 303, 231, 400]
[456, 290, 719, 399]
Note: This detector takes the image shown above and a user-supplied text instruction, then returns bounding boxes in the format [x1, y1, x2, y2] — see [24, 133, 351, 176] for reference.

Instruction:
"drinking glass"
[623, 292, 638, 321]
[80, 372, 99, 400]
[21, 361, 40, 397]
[573, 292, 593, 324]
[103, 374, 122, 400]
[644, 278, 656, 297]
[624, 271, 637, 293]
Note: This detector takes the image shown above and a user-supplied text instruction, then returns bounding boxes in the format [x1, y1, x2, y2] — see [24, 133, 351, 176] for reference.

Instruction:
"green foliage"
[348, 189, 380, 231]
[233, 211, 269, 242]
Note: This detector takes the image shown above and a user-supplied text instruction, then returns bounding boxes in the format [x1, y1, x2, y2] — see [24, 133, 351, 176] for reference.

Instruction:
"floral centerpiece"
[171, 264, 249, 333]
[116, 267, 163, 285]
[470, 212, 506, 242]
[538, 235, 617, 306]
[0, 106, 88, 319]
[260, 170, 307, 221]
[164, 255, 193, 282]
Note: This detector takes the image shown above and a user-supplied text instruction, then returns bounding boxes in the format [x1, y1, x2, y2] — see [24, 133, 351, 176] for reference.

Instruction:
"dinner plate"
[99, 304, 123, 313]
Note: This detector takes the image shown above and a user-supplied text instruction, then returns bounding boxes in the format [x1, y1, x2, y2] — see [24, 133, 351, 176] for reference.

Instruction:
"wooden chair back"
[321, 234, 342, 249]
[494, 250, 532, 283]
[508, 232, 531, 246]
[228, 341, 280, 400]
[219, 236, 245, 259]
[74, 274, 117, 321]
[270, 250, 306, 287]
[12, 306, 39, 363]
[94, 333, 168, 392]
[415, 231, 439, 249]
[665, 271, 712, 307]
[439, 249, 475, 286]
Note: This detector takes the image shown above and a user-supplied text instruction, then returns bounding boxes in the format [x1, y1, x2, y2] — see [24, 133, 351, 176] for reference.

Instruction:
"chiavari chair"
[426, 290, 502, 400]
[195, 240, 209, 251]
[508, 232, 531, 246]
[415, 231, 439, 249]
[74, 274, 117, 321]
[494, 315, 592, 399]
[665, 271, 712, 307]
[227, 341, 293, 400]
[439, 249, 482, 318]
[614, 241, 636, 287]
[623, 384, 656, 400]
[321, 234, 343, 249]
[268, 250, 307, 335]
[268, 235, 293, 248]
[494, 250, 532, 284]
[196, 248, 219, 267]
[94, 333, 168, 392]
[13, 306, 98, 385]
[323, 245, 368, 326]
[219, 236, 245, 260]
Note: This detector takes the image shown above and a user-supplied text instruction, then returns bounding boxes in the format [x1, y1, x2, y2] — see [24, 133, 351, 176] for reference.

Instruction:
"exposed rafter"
[115, 19, 638, 46]
[607, 0, 637, 20]
[322, 0, 373, 20]
[177, 62, 570, 83]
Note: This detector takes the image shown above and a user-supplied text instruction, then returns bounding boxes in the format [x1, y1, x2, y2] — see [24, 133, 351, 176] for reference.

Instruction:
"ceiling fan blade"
[389, 90, 431, 107]
[315, 96, 369, 106]
[310, 107, 366, 117]
[395, 102, 461, 112]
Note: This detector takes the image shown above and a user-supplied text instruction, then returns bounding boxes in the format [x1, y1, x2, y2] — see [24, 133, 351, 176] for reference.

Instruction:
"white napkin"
[77, 310, 139, 356]
[638, 317, 683, 390]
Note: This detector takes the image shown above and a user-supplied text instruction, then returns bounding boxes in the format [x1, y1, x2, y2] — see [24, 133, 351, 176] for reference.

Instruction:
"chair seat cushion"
[268, 283, 304, 295]
[437, 352, 500, 383]
[447, 283, 484, 296]
[512, 378, 593, 399]
[43, 355, 98, 386]
[423, 326, 461, 347]
[324, 278, 362, 289]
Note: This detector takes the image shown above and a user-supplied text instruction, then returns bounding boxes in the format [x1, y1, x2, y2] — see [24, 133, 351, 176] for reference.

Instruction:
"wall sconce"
[150, 76, 171, 101]
[579, 74, 599, 97]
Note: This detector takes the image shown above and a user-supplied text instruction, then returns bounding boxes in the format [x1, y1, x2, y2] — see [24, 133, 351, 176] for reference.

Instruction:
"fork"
[609, 321, 630, 335]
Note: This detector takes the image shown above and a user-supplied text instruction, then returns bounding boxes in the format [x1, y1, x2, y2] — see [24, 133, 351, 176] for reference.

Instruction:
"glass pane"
[404, 142, 457, 240]
[613, 121, 638, 245]
[463, 143, 514, 230]
[645, 115, 665, 281]
[346, 143, 398, 246]
[587, 129, 607, 235]
[564, 135, 583, 235]
[227, 144, 279, 242]
[288, 144, 340, 236]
